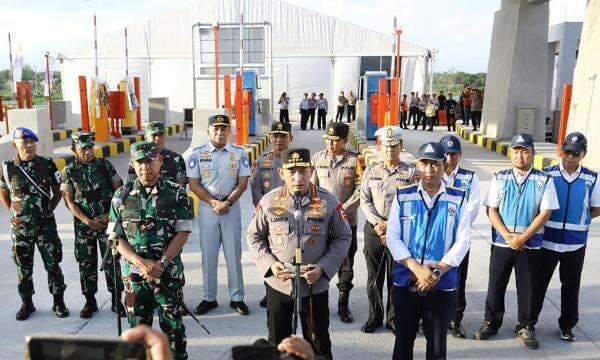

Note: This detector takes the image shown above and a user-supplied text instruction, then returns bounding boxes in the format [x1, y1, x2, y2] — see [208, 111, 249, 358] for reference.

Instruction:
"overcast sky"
[0, 0, 587, 73]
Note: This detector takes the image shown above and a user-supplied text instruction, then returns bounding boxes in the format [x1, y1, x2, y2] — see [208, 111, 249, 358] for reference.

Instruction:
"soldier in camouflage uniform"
[128, 121, 187, 186]
[61, 132, 125, 318]
[0, 127, 69, 321]
[250, 121, 293, 308]
[311, 122, 362, 323]
[111, 141, 193, 360]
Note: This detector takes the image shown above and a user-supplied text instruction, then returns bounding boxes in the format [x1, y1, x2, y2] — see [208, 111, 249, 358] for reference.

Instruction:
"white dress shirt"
[387, 182, 471, 269]
[442, 166, 481, 224]
[483, 167, 560, 211]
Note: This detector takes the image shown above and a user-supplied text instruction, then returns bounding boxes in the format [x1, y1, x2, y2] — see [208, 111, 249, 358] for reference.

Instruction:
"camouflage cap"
[146, 121, 166, 135]
[71, 131, 95, 148]
[130, 140, 159, 162]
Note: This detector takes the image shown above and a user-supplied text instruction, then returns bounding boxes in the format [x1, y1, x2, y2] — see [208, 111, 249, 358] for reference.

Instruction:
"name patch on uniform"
[307, 216, 324, 223]
[270, 216, 288, 222]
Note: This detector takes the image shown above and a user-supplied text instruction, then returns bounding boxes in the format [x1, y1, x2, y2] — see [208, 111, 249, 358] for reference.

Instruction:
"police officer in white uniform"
[185, 114, 251, 316]
[535, 133, 600, 342]
[474, 133, 559, 349]
[439, 135, 480, 338]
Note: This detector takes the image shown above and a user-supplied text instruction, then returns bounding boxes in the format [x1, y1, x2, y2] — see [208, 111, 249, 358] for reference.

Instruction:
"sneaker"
[516, 325, 539, 349]
[474, 321, 498, 340]
[560, 329, 575, 342]
[229, 301, 249, 315]
[449, 320, 466, 339]
[194, 300, 218, 315]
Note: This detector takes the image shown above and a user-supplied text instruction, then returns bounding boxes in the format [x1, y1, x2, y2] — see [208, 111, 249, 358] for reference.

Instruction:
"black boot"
[111, 293, 126, 317]
[337, 292, 354, 323]
[52, 294, 70, 318]
[80, 295, 98, 319]
[16, 298, 36, 321]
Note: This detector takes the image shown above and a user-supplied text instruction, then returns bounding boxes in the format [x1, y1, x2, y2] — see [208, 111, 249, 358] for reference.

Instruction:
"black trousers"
[347, 105, 356, 122]
[337, 226, 358, 293]
[266, 284, 332, 359]
[279, 109, 289, 123]
[317, 109, 327, 129]
[414, 111, 425, 130]
[535, 246, 586, 331]
[471, 110, 482, 130]
[484, 246, 541, 328]
[400, 112, 408, 128]
[446, 113, 456, 131]
[409, 106, 418, 125]
[393, 286, 455, 360]
[309, 108, 316, 129]
[335, 106, 345, 122]
[453, 251, 469, 324]
[300, 109, 308, 130]
[363, 222, 395, 326]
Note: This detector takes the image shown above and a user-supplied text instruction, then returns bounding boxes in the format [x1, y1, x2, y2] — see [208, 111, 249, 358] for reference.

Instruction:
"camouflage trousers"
[124, 277, 187, 360]
[11, 217, 67, 299]
[74, 222, 124, 296]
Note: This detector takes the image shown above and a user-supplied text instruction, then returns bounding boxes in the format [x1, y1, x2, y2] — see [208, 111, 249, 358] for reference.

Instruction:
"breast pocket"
[317, 167, 329, 179]
[198, 161, 214, 179]
[270, 223, 290, 250]
[10, 178, 28, 199]
[156, 197, 177, 219]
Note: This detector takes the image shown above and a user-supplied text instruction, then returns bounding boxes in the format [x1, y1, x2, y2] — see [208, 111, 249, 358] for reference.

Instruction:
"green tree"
[433, 69, 486, 95]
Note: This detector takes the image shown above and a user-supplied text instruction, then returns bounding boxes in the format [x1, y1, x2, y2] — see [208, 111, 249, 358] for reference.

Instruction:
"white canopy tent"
[60, 0, 430, 122]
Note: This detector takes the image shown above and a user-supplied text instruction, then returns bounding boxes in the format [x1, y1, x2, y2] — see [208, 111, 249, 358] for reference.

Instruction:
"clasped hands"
[504, 232, 527, 250]
[210, 199, 229, 215]
[271, 262, 323, 284]
[138, 258, 164, 282]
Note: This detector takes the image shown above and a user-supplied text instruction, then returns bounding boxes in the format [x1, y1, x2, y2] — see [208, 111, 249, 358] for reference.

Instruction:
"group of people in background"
[400, 84, 484, 133]
[277, 90, 358, 132]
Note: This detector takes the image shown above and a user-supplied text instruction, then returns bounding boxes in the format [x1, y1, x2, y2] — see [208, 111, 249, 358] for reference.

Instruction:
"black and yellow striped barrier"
[456, 124, 559, 169]
[53, 124, 183, 170]
[52, 128, 82, 142]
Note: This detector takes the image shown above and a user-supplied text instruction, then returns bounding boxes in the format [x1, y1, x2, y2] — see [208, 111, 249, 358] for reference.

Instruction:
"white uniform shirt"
[442, 167, 481, 224]
[387, 183, 471, 269]
[542, 163, 600, 252]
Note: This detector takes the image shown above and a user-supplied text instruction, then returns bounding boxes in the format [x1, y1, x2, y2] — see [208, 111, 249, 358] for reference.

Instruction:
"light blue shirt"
[185, 141, 251, 199]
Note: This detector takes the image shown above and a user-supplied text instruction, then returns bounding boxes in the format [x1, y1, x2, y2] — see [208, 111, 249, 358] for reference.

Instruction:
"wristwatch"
[224, 198, 233, 207]
[432, 268, 443, 280]
[159, 256, 170, 268]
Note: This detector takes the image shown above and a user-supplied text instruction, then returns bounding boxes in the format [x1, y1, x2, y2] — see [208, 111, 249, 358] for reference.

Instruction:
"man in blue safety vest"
[535, 132, 600, 342]
[439, 135, 480, 339]
[474, 133, 559, 349]
[387, 142, 470, 360]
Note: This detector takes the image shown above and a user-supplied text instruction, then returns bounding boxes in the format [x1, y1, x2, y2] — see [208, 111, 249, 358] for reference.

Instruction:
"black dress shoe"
[449, 320, 466, 338]
[230, 301, 249, 315]
[194, 300, 218, 315]
[385, 323, 396, 333]
[259, 295, 268, 308]
[361, 320, 382, 333]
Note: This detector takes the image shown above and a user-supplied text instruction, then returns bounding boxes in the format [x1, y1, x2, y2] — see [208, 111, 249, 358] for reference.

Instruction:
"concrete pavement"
[0, 122, 599, 359]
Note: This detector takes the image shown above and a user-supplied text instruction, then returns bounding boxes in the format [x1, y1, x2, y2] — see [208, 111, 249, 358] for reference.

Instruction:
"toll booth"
[363, 71, 387, 140]
[242, 69, 257, 136]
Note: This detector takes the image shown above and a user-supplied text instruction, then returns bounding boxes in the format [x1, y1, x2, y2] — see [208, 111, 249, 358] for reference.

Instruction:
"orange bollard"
[377, 79, 387, 128]
[224, 74, 231, 110]
[557, 84, 572, 154]
[24, 82, 32, 109]
[79, 76, 90, 132]
[242, 90, 251, 144]
[235, 74, 243, 145]
[389, 78, 399, 126]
